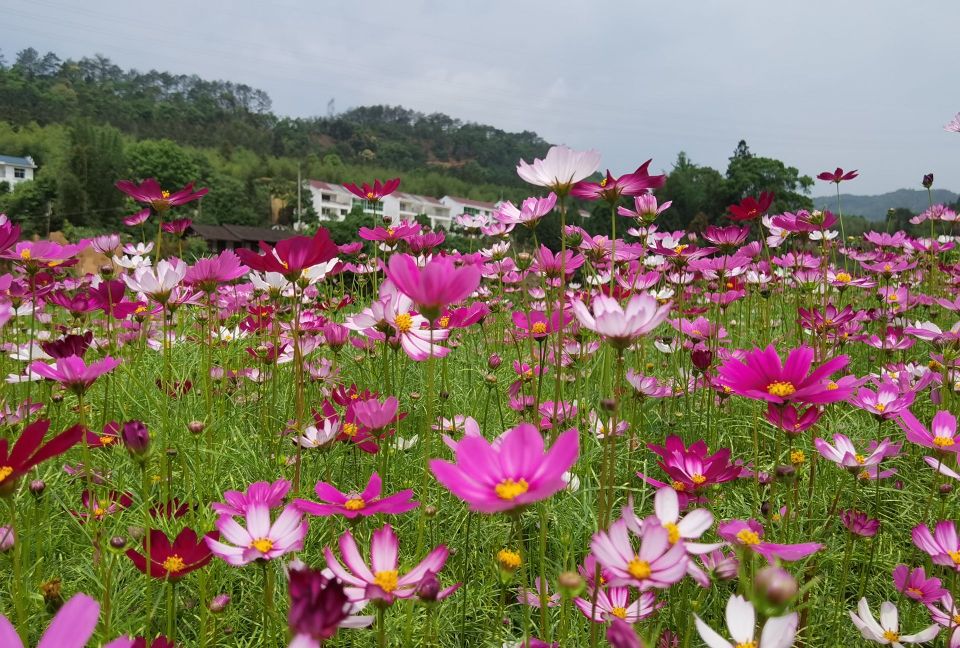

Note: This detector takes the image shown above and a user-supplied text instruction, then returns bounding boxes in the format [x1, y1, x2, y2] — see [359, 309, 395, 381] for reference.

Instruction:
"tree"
[0, 175, 57, 235]
[195, 173, 260, 226]
[126, 139, 205, 189]
[725, 141, 814, 214]
[57, 120, 127, 228]
[655, 152, 728, 229]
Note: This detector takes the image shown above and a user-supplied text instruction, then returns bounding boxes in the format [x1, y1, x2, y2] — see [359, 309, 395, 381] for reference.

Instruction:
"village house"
[0, 155, 37, 188]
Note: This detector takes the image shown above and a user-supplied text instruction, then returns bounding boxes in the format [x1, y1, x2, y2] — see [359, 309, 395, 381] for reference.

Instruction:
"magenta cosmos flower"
[287, 564, 372, 647]
[893, 565, 946, 604]
[717, 345, 853, 405]
[571, 160, 666, 203]
[817, 167, 858, 183]
[494, 193, 557, 228]
[294, 471, 418, 519]
[517, 145, 601, 195]
[184, 250, 249, 292]
[115, 178, 207, 212]
[430, 422, 578, 514]
[0, 419, 83, 495]
[718, 519, 822, 563]
[637, 436, 741, 506]
[324, 524, 453, 604]
[207, 501, 307, 566]
[211, 479, 290, 517]
[385, 253, 481, 320]
[235, 229, 338, 280]
[912, 521, 960, 571]
[590, 518, 688, 590]
[342, 178, 400, 202]
[727, 192, 774, 221]
[897, 409, 959, 453]
[0, 592, 133, 648]
[571, 293, 671, 350]
[29, 355, 121, 394]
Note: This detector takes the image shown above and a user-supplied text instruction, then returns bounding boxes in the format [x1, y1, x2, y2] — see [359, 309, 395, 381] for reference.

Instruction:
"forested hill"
[0, 48, 550, 188]
[812, 189, 959, 221]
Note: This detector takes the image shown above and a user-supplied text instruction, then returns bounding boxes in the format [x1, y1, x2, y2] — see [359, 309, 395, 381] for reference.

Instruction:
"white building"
[385, 192, 452, 230]
[307, 180, 354, 222]
[441, 195, 499, 223]
[0, 155, 37, 188]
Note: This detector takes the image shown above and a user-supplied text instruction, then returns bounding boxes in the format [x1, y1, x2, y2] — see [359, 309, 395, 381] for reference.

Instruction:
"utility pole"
[297, 162, 302, 229]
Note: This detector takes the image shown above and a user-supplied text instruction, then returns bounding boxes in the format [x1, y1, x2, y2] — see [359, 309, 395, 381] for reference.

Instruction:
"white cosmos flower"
[112, 254, 152, 270]
[695, 595, 798, 648]
[516, 145, 601, 192]
[849, 598, 939, 647]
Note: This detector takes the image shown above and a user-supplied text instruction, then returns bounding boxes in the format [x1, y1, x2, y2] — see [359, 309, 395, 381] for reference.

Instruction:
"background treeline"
[0, 47, 919, 248]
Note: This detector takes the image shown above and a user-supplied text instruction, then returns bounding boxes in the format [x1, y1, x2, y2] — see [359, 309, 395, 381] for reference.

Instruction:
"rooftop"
[0, 155, 36, 168]
[188, 223, 297, 243]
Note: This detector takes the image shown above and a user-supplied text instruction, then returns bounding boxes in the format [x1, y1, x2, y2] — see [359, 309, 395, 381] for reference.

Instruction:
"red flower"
[817, 167, 858, 183]
[0, 419, 84, 495]
[235, 229, 338, 280]
[115, 178, 208, 212]
[126, 527, 218, 580]
[570, 160, 666, 203]
[343, 178, 400, 202]
[727, 192, 775, 221]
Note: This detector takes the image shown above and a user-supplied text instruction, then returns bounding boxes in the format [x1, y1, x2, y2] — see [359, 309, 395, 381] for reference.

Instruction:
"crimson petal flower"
[570, 160, 665, 203]
[115, 178, 208, 211]
[817, 167, 858, 183]
[235, 229, 338, 280]
[126, 528, 218, 580]
[386, 253, 480, 320]
[342, 178, 400, 202]
[717, 345, 853, 406]
[0, 419, 84, 495]
[727, 191, 774, 221]
[294, 471, 418, 519]
[288, 564, 371, 645]
[29, 354, 121, 394]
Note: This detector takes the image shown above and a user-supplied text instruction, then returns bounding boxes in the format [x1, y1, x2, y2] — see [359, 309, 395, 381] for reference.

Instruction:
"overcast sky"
[3, 0, 959, 195]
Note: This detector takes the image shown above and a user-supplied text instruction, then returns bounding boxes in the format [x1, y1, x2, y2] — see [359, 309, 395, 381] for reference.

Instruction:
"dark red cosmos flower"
[343, 178, 400, 202]
[132, 638, 175, 648]
[41, 332, 94, 359]
[727, 191, 775, 221]
[570, 160, 666, 203]
[115, 178, 208, 212]
[235, 229, 338, 280]
[0, 419, 84, 495]
[160, 218, 193, 236]
[817, 167, 858, 183]
[0, 217, 21, 253]
[126, 527, 218, 580]
[287, 564, 353, 644]
[46, 290, 99, 317]
[637, 435, 741, 506]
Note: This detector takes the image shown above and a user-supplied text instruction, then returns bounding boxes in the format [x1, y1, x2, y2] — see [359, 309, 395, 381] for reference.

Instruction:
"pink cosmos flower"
[235, 229, 338, 279]
[571, 161, 666, 203]
[590, 518, 688, 590]
[287, 563, 373, 647]
[494, 193, 557, 228]
[695, 594, 797, 648]
[850, 381, 915, 419]
[29, 355, 121, 394]
[210, 479, 291, 517]
[765, 403, 822, 436]
[849, 598, 939, 646]
[893, 565, 946, 604]
[116, 178, 207, 211]
[342, 178, 400, 202]
[840, 509, 880, 537]
[430, 422, 578, 514]
[323, 524, 453, 604]
[294, 472, 418, 519]
[359, 221, 421, 246]
[571, 293, 671, 350]
[123, 209, 151, 226]
[717, 345, 853, 405]
[912, 521, 960, 571]
[814, 434, 898, 472]
[351, 397, 403, 431]
[637, 436, 741, 506]
[927, 594, 960, 648]
[385, 254, 480, 319]
[727, 192, 774, 221]
[2, 240, 88, 270]
[574, 586, 659, 623]
[206, 501, 307, 566]
[945, 113, 960, 133]
[0, 592, 133, 648]
[517, 145, 601, 194]
[618, 193, 671, 223]
[717, 519, 822, 563]
[897, 410, 959, 453]
[123, 259, 188, 303]
[184, 250, 249, 291]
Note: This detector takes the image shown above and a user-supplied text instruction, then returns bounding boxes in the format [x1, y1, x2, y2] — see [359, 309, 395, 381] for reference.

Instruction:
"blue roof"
[0, 155, 35, 167]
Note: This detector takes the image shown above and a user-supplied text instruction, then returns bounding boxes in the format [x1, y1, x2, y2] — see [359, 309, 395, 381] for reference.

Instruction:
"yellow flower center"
[691, 473, 707, 486]
[100, 436, 115, 445]
[497, 549, 522, 571]
[883, 630, 899, 642]
[673, 245, 687, 254]
[888, 294, 899, 302]
[610, 606, 628, 619]
[47, 261, 62, 268]
[934, 437, 955, 448]
[162, 555, 186, 573]
[836, 272, 851, 283]
[135, 305, 148, 315]
[790, 450, 806, 464]
[19, 249, 30, 260]
[344, 497, 365, 511]
[691, 329, 702, 336]
[161, 190, 171, 199]
[0, 466, 13, 482]
[855, 454, 866, 464]
[627, 557, 652, 580]
[599, 178, 608, 188]
[826, 381, 839, 391]
[907, 587, 923, 598]
[874, 403, 886, 412]
[395, 312, 414, 333]
[531, 322, 548, 335]
[736, 529, 761, 546]
[93, 506, 106, 518]
[948, 550, 960, 565]
[250, 538, 274, 554]
[373, 570, 398, 593]
[438, 316, 450, 328]
[858, 470, 870, 481]
[387, 227, 395, 236]
[767, 381, 796, 398]
[366, 191, 376, 200]
[953, 613, 960, 625]
[342, 422, 359, 437]
[663, 522, 680, 545]
[495, 478, 529, 501]
[671, 480, 686, 492]
[735, 643, 758, 648]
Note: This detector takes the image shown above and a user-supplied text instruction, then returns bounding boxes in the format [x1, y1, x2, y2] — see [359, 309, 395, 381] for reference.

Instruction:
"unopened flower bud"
[607, 618, 644, 648]
[557, 571, 584, 598]
[0, 526, 14, 552]
[210, 593, 231, 613]
[121, 420, 150, 457]
[187, 421, 205, 435]
[488, 354, 502, 370]
[939, 483, 953, 497]
[416, 571, 441, 602]
[760, 500, 771, 517]
[600, 398, 616, 413]
[439, 390, 449, 401]
[51, 393, 64, 403]
[775, 464, 796, 482]
[755, 566, 798, 605]
[922, 173, 934, 189]
[424, 505, 437, 518]
[409, 392, 421, 401]
[515, 252, 533, 270]
[484, 373, 497, 385]
[109, 536, 127, 551]
[29, 479, 46, 496]
[99, 264, 115, 278]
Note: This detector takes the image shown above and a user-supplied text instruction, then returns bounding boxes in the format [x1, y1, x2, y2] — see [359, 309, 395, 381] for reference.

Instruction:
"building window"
[464, 206, 479, 215]
[13, 168, 25, 179]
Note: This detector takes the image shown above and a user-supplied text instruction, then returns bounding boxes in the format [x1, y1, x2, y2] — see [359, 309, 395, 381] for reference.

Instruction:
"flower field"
[0, 138, 959, 648]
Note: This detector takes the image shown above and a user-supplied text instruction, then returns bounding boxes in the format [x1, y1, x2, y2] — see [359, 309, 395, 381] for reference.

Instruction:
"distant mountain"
[812, 189, 958, 221]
